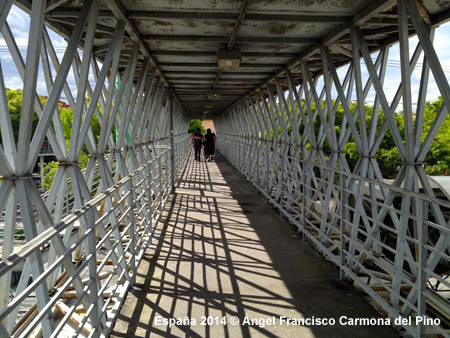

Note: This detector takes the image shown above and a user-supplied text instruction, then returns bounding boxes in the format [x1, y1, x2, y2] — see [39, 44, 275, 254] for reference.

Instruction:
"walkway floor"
[110, 152, 398, 338]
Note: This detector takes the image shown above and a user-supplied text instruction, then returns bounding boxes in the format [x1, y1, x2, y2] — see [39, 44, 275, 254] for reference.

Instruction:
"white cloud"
[0, 55, 12, 61]
[6, 7, 29, 40]
[4, 76, 23, 90]
[11, 37, 28, 47]
[52, 38, 67, 48]
[433, 22, 450, 59]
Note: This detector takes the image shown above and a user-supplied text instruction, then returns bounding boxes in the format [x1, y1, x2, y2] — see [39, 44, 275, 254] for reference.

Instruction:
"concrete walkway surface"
[110, 151, 398, 338]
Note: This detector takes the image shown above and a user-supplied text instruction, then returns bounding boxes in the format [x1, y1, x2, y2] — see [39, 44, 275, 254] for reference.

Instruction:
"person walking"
[191, 128, 203, 161]
[211, 132, 216, 161]
[203, 128, 216, 162]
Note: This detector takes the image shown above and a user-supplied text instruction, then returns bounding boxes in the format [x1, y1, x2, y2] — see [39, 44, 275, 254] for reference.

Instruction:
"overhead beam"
[47, 9, 352, 23]
[129, 11, 353, 23]
[170, 78, 261, 84]
[226, 0, 399, 113]
[167, 76, 269, 82]
[174, 88, 254, 92]
[151, 50, 299, 58]
[45, 0, 70, 12]
[159, 62, 283, 68]
[141, 34, 320, 44]
[163, 70, 274, 76]
[104, 0, 186, 113]
[227, 0, 250, 49]
[44, 9, 430, 27]
[46, 17, 116, 34]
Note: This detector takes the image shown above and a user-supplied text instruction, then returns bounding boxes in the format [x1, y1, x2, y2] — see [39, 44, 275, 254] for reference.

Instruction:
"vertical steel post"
[417, 199, 427, 338]
[256, 140, 260, 186]
[339, 170, 346, 280]
[169, 92, 175, 193]
[40, 155, 44, 189]
[128, 176, 136, 285]
[158, 156, 163, 214]
[280, 150, 284, 213]
[301, 159, 307, 242]
[266, 143, 270, 196]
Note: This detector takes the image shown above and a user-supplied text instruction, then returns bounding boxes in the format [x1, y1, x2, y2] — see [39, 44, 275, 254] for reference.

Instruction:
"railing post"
[339, 169, 346, 280]
[266, 142, 270, 196]
[256, 140, 260, 186]
[169, 92, 175, 193]
[301, 158, 306, 242]
[158, 155, 163, 214]
[86, 206, 101, 338]
[280, 149, 284, 213]
[127, 176, 136, 285]
[417, 198, 427, 337]
[238, 137, 241, 169]
[166, 150, 170, 194]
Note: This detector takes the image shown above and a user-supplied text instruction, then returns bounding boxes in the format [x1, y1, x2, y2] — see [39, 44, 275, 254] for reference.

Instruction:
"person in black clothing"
[211, 133, 216, 161]
[191, 128, 203, 161]
[203, 128, 216, 162]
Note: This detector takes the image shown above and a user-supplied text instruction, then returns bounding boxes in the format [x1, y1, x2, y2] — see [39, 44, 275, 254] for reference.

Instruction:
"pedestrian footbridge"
[110, 151, 397, 338]
[1, 1, 450, 337]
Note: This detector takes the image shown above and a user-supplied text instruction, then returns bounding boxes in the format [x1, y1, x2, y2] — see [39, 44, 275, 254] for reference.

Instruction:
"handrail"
[0, 135, 191, 337]
[217, 135, 450, 337]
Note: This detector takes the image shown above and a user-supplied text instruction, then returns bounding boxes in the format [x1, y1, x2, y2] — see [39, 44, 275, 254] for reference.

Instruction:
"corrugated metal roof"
[20, 0, 450, 118]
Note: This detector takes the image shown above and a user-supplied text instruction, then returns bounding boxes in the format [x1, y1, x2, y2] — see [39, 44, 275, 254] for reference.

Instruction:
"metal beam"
[47, 9, 352, 24]
[141, 34, 320, 44]
[151, 50, 299, 58]
[159, 62, 283, 68]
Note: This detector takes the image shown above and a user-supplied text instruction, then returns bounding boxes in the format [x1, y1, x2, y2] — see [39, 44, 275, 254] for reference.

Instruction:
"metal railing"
[0, 136, 190, 337]
[218, 136, 450, 337]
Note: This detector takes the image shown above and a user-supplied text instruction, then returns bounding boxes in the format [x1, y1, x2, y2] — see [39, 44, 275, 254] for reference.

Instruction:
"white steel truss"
[216, 1, 450, 336]
[0, 2, 190, 337]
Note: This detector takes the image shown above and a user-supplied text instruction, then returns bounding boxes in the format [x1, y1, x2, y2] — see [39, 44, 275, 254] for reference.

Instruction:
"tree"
[41, 97, 101, 190]
[339, 97, 450, 177]
[5, 88, 450, 181]
[3, 88, 39, 143]
[188, 119, 205, 134]
[421, 97, 450, 175]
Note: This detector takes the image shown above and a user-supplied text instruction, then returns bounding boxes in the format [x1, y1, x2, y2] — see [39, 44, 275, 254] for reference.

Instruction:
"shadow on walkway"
[110, 152, 398, 338]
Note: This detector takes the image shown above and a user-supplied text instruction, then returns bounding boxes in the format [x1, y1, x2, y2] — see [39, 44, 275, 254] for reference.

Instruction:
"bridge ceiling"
[17, 0, 450, 119]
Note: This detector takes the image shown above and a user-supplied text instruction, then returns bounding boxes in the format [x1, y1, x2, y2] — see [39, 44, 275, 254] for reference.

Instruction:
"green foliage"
[2, 89, 102, 190]
[91, 107, 101, 144]
[342, 102, 404, 177]
[5, 87, 450, 182]
[422, 97, 450, 175]
[59, 106, 73, 144]
[188, 119, 205, 134]
[41, 161, 58, 191]
[41, 98, 99, 189]
[296, 96, 450, 177]
[4, 88, 39, 143]
[41, 152, 89, 191]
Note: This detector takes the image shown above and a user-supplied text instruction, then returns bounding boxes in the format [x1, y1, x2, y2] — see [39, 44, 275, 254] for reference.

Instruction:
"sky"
[0, 6, 70, 95]
[1, 5, 450, 109]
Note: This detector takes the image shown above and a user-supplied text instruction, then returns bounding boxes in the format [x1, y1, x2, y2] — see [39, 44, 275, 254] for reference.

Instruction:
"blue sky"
[1, 5, 450, 108]
[0, 6, 70, 94]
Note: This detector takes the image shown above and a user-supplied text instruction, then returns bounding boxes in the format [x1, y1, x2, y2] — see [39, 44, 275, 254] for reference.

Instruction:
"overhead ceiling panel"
[237, 21, 338, 39]
[114, 0, 242, 12]
[35, 0, 450, 119]
[133, 18, 234, 36]
[246, 0, 372, 14]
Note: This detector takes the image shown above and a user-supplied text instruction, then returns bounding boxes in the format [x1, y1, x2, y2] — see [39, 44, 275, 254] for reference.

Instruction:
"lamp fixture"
[208, 89, 220, 98]
[217, 48, 241, 69]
